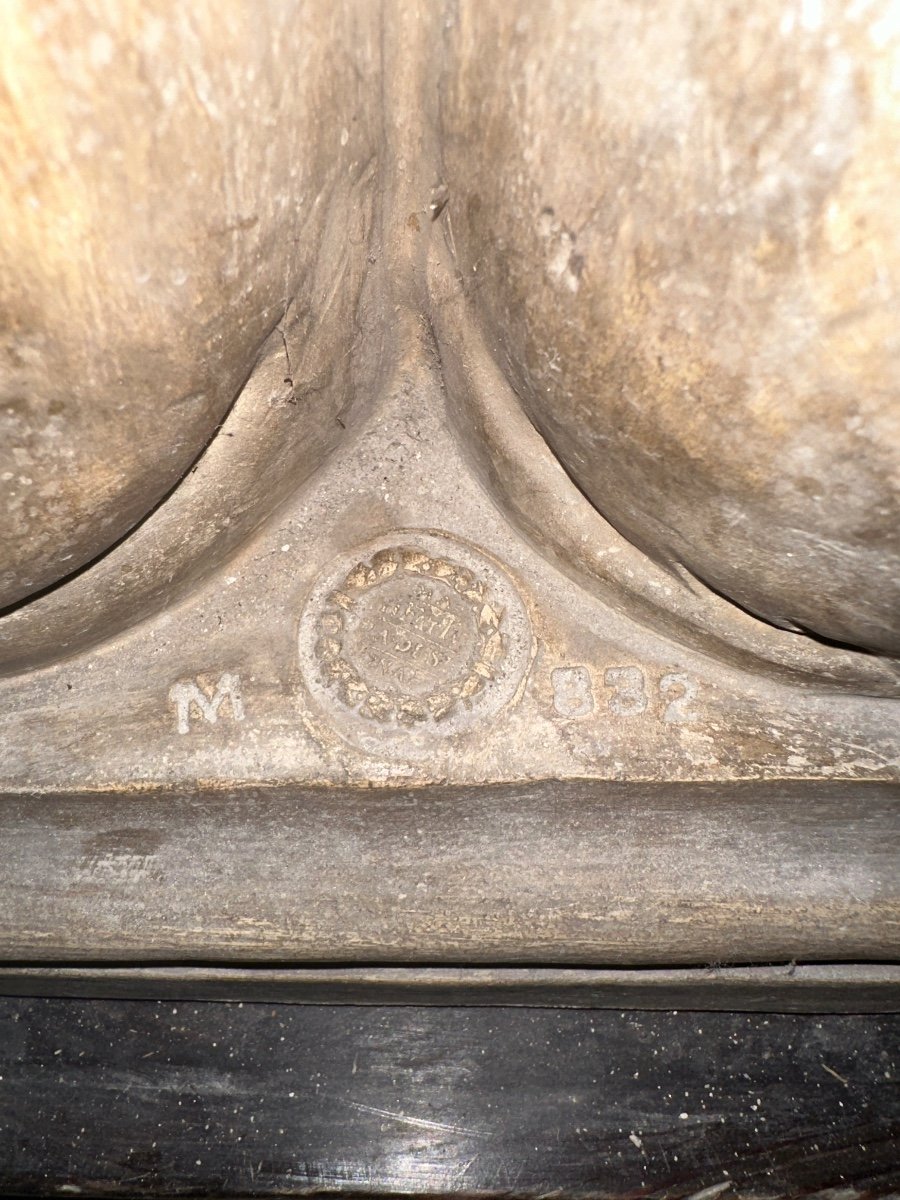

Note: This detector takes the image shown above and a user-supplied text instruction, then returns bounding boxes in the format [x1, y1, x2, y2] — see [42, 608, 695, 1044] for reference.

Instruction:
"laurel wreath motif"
[313, 546, 506, 725]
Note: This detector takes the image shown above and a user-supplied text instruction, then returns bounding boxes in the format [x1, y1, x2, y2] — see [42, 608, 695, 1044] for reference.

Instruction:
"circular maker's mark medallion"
[297, 531, 533, 753]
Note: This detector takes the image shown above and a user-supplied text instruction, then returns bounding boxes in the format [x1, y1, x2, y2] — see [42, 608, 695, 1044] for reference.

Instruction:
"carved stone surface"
[0, 0, 897, 999]
[440, 0, 900, 653]
[0, 0, 378, 609]
[298, 532, 533, 755]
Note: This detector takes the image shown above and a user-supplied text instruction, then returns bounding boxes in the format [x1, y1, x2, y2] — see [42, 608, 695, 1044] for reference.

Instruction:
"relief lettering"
[660, 671, 699, 723]
[169, 672, 245, 735]
[604, 665, 648, 717]
[551, 665, 594, 718]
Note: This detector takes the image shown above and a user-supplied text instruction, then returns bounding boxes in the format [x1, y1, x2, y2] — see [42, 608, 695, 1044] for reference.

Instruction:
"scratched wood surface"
[4, 781, 899, 965]
[1, 997, 898, 1196]
[3, 963, 900, 1012]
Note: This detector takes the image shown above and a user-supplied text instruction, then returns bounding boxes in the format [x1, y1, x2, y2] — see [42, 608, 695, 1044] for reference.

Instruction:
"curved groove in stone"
[428, 241, 900, 697]
[0, 284, 370, 676]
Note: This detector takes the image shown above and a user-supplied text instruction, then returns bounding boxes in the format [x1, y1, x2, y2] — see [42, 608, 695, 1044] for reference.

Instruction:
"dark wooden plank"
[3, 780, 899, 964]
[0, 997, 898, 1197]
[2, 963, 900, 1013]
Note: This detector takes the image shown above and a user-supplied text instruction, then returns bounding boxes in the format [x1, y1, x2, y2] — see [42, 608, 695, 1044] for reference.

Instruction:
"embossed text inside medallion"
[297, 531, 533, 750]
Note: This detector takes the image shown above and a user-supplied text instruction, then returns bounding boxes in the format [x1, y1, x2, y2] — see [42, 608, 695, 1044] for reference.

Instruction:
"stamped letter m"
[169, 673, 245, 735]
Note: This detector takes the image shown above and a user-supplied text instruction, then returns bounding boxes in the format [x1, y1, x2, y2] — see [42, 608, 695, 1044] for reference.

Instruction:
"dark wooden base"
[2, 962, 900, 1013]
[1, 997, 898, 1197]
